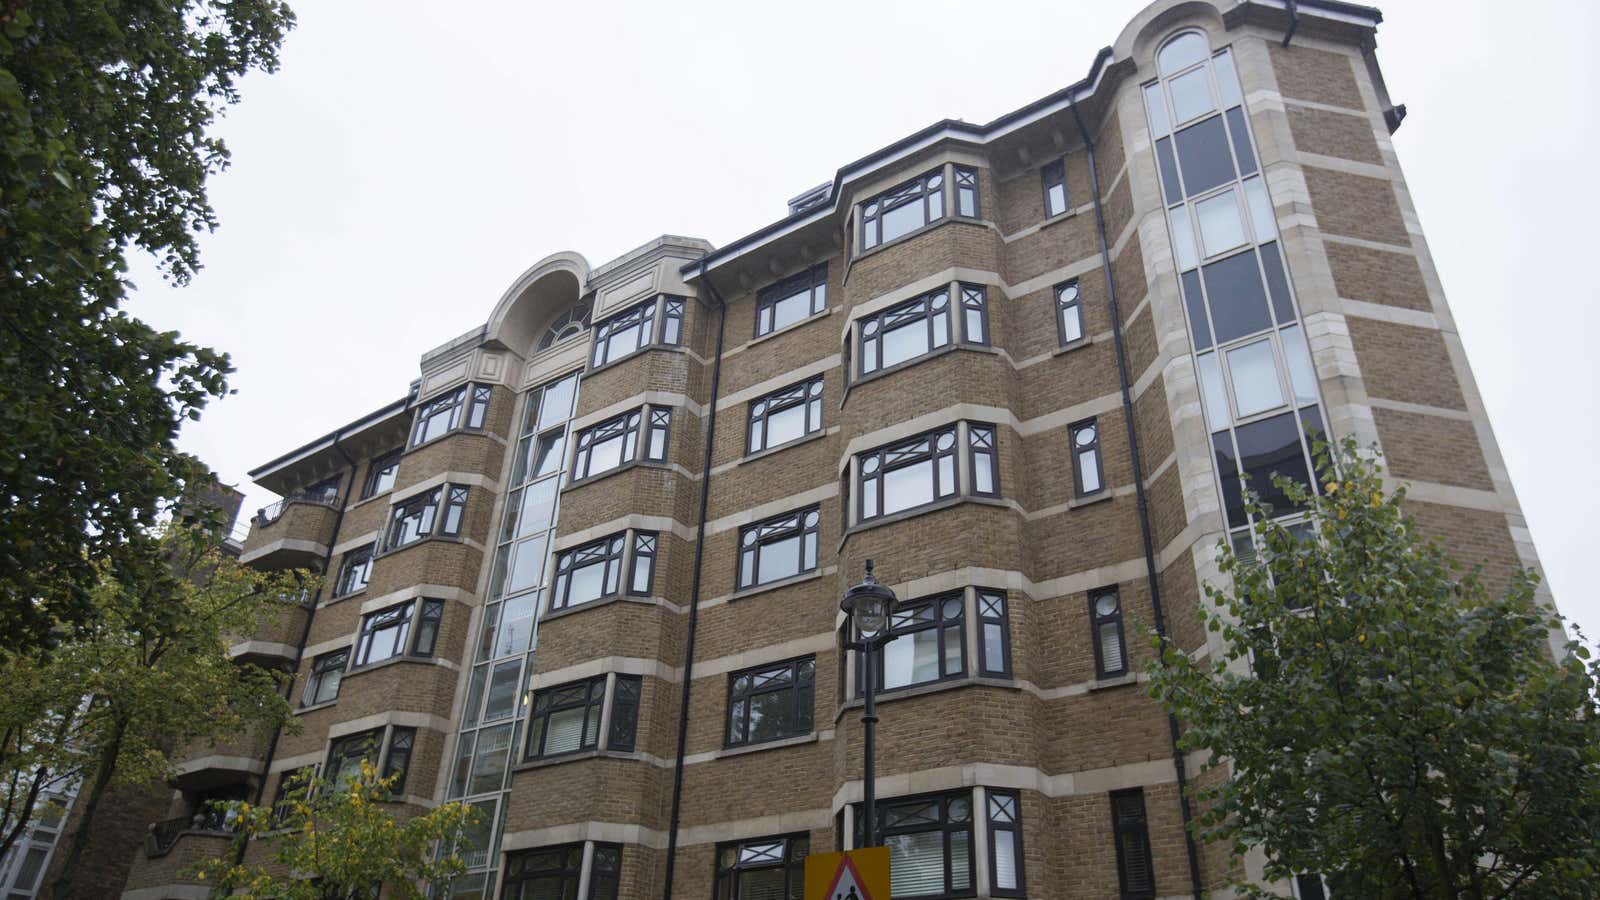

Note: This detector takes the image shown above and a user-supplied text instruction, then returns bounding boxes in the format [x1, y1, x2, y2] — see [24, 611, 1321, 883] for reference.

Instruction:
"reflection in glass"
[1227, 339, 1285, 417]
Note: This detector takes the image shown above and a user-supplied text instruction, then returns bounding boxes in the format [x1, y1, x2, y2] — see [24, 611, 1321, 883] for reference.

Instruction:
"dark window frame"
[954, 165, 979, 218]
[627, 532, 658, 597]
[1056, 280, 1084, 346]
[967, 423, 999, 498]
[334, 544, 374, 597]
[608, 675, 642, 752]
[1091, 588, 1128, 678]
[384, 485, 468, 552]
[860, 592, 966, 695]
[303, 648, 349, 707]
[361, 449, 403, 499]
[1042, 159, 1068, 218]
[755, 264, 828, 338]
[550, 533, 626, 612]
[855, 790, 975, 899]
[525, 674, 607, 760]
[987, 789, 1026, 897]
[382, 726, 415, 792]
[860, 168, 946, 251]
[713, 833, 810, 900]
[590, 298, 658, 369]
[571, 410, 642, 481]
[1112, 788, 1156, 899]
[645, 406, 672, 462]
[410, 383, 492, 448]
[353, 598, 445, 668]
[976, 590, 1012, 677]
[725, 656, 816, 748]
[1070, 420, 1104, 497]
[736, 507, 821, 591]
[856, 424, 959, 523]
[746, 376, 824, 455]
[858, 288, 951, 377]
[503, 843, 584, 900]
[324, 728, 382, 790]
[958, 283, 989, 346]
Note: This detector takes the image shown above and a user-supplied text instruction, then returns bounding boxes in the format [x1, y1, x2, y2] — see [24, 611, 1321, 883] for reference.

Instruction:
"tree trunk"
[0, 706, 78, 863]
[45, 714, 127, 900]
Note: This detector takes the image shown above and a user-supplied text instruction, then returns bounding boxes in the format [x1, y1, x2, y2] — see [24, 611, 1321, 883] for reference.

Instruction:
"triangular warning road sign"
[823, 853, 872, 900]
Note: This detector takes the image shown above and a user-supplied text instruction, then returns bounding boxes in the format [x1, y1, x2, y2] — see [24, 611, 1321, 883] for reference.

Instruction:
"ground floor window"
[714, 834, 808, 899]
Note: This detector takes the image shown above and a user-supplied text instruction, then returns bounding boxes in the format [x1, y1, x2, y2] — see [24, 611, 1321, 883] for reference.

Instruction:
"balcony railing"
[254, 484, 340, 525]
[145, 808, 234, 857]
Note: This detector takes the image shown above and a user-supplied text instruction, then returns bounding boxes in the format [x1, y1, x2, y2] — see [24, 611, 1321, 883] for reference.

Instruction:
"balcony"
[239, 486, 341, 569]
[170, 727, 272, 793]
[123, 815, 232, 896]
[228, 591, 312, 669]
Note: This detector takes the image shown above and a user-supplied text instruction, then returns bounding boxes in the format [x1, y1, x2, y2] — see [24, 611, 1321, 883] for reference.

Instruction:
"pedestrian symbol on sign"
[802, 847, 889, 900]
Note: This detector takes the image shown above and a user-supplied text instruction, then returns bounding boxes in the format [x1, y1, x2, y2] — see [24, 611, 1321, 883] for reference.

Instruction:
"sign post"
[803, 847, 890, 900]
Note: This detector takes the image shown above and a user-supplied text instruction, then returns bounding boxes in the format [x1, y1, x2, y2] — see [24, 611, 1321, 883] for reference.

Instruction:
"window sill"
[341, 654, 440, 681]
[748, 307, 834, 349]
[294, 699, 339, 716]
[1088, 672, 1139, 692]
[741, 428, 828, 466]
[563, 458, 673, 493]
[513, 748, 641, 773]
[372, 533, 464, 562]
[1066, 491, 1112, 511]
[842, 494, 1009, 546]
[586, 343, 686, 378]
[833, 675, 1019, 723]
[540, 593, 659, 624]
[842, 343, 997, 409]
[1050, 336, 1093, 358]
[730, 568, 826, 603]
[1040, 206, 1081, 230]
[716, 732, 818, 759]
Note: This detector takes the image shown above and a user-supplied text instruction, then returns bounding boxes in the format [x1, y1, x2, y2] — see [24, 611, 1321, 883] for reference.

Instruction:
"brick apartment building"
[100, 0, 1559, 898]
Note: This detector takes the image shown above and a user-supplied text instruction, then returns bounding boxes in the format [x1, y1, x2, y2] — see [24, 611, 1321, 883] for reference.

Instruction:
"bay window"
[550, 533, 625, 611]
[334, 544, 373, 596]
[411, 383, 491, 447]
[384, 485, 467, 551]
[714, 835, 808, 899]
[860, 169, 945, 251]
[504, 842, 621, 900]
[726, 657, 814, 748]
[571, 404, 673, 481]
[856, 421, 1001, 523]
[590, 295, 685, 369]
[737, 507, 819, 590]
[524, 674, 642, 761]
[353, 598, 444, 667]
[756, 264, 827, 337]
[858, 792, 974, 898]
[747, 376, 823, 454]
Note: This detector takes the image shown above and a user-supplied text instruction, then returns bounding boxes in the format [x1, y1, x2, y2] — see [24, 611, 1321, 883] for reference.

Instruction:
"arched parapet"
[485, 251, 593, 357]
[1114, 0, 1229, 72]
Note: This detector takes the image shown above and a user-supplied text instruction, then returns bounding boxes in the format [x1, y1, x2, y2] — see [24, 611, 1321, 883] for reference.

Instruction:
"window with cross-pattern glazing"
[1143, 30, 1327, 556]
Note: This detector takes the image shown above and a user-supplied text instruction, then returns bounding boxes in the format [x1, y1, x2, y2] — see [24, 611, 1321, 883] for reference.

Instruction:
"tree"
[191, 763, 481, 900]
[1147, 439, 1600, 898]
[0, 0, 295, 652]
[0, 523, 304, 898]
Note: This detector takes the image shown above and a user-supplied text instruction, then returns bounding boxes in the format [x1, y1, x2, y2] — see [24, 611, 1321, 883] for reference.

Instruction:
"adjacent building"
[113, 1, 1557, 897]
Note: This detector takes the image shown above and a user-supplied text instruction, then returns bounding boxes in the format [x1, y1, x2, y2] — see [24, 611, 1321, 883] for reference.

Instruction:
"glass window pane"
[496, 591, 536, 657]
[983, 622, 1005, 672]
[1079, 448, 1102, 494]
[532, 433, 565, 479]
[567, 560, 608, 606]
[1143, 81, 1171, 137]
[882, 461, 934, 516]
[880, 320, 929, 370]
[887, 830, 946, 896]
[587, 434, 626, 475]
[772, 292, 810, 331]
[1213, 432, 1246, 528]
[1169, 68, 1215, 123]
[1202, 250, 1273, 343]
[756, 534, 801, 584]
[1280, 326, 1319, 404]
[882, 628, 942, 689]
[880, 201, 925, 244]
[1156, 137, 1182, 205]
[542, 707, 587, 755]
[516, 479, 557, 538]
[1157, 31, 1208, 75]
[950, 829, 972, 889]
[505, 535, 548, 595]
[1195, 190, 1246, 257]
[765, 403, 806, 448]
[1259, 242, 1296, 323]
[1226, 106, 1257, 176]
[1099, 621, 1125, 672]
[1197, 352, 1231, 429]
[1214, 49, 1243, 107]
[1169, 205, 1198, 271]
[538, 377, 577, 431]
[468, 724, 512, 794]
[1243, 176, 1275, 244]
[1181, 269, 1210, 351]
[1174, 116, 1235, 197]
[992, 826, 1017, 890]
[483, 660, 521, 722]
[1227, 339, 1286, 417]
[1236, 411, 1313, 517]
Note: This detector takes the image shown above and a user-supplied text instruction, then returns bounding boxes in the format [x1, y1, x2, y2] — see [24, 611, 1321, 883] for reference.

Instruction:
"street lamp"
[841, 559, 897, 849]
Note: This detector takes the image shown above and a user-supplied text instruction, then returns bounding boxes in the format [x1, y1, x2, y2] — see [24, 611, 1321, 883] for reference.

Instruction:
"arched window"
[1142, 29, 1327, 556]
[538, 301, 591, 351]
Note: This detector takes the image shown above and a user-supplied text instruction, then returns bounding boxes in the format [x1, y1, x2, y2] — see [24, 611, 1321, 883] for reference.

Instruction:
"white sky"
[127, 0, 1600, 639]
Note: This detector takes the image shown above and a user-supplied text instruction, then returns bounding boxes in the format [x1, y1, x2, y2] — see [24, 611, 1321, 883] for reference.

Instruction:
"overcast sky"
[126, 0, 1600, 638]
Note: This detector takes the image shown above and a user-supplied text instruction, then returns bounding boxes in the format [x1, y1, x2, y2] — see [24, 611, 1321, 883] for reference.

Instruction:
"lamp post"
[840, 559, 897, 849]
